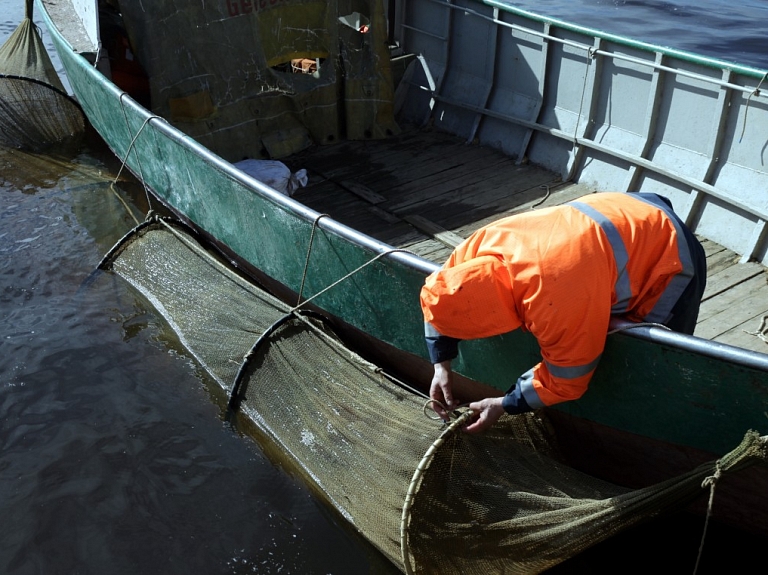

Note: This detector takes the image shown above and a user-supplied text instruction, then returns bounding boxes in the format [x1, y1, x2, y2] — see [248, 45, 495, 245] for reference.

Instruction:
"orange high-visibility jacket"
[420, 192, 696, 408]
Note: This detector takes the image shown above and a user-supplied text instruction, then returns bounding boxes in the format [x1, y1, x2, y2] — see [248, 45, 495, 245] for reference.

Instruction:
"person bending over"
[419, 192, 706, 433]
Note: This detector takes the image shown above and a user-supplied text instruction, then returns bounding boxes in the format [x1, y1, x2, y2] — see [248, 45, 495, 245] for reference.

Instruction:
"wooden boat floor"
[287, 127, 768, 356]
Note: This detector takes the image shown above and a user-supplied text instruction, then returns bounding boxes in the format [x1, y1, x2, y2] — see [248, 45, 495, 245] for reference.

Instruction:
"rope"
[375, 367, 430, 400]
[564, 45, 596, 183]
[743, 314, 768, 344]
[108, 183, 141, 226]
[607, 321, 671, 335]
[422, 398, 472, 422]
[93, 42, 102, 69]
[289, 247, 414, 313]
[693, 463, 722, 575]
[572, 47, 596, 146]
[423, 399, 448, 420]
[739, 72, 768, 143]
[531, 184, 551, 209]
[297, 213, 330, 305]
[117, 93, 159, 211]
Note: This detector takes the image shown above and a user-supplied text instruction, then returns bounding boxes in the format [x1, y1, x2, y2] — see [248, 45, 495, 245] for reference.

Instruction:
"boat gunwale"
[610, 318, 768, 372]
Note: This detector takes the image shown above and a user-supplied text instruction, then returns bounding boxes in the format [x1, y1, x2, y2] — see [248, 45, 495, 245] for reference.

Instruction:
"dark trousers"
[665, 212, 707, 335]
[634, 193, 707, 335]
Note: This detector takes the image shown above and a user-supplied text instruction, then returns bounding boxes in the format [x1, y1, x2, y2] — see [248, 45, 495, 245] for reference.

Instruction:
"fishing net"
[99, 219, 768, 574]
[116, 0, 399, 160]
[0, 0, 84, 150]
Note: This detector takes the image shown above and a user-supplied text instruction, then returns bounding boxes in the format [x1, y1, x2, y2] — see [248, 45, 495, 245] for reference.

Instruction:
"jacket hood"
[420, 255, 522, 340]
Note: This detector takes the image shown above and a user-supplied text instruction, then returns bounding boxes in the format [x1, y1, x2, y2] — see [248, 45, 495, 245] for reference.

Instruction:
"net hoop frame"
[400, 409, 474, 575]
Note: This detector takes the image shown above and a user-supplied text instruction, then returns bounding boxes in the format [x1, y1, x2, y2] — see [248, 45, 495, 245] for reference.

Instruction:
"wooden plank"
[381, 155, 519, 212]
[366, 205, 401, 224]
[362, 144, 503, 194]
[389, 162, 551, 221]
[299, 133, 504, 210]
[294, 129, 472, 182]
[701, 261, 765, 301]
[437, 177, 581, 232]
[699, 237, 726, 259]
[417, 244, 455, 263]
[704, 245, 740, 276]
[436, 164, 554, 206]
[290, 129, 430, 170]
[294, 185, 367, 214]
[711, 315, 768, 354]
[401, 215, 465, 247]
[695, 274, 768, 338]
[337, 180, 386, 204]
[443, 182, 592, 249]
[401, 238, 448, 259]
[373, 223, 427, 248]
[697, 274, 768, 323]
[337, 144, 457, 184]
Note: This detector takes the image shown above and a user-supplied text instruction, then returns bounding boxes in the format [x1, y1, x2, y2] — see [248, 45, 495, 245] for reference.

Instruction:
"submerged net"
[100, 220, 768, 574]
[0, 0, 84, 150]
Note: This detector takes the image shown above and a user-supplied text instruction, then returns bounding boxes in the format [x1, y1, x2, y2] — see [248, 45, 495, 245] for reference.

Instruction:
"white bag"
[235, 159, 308, 196]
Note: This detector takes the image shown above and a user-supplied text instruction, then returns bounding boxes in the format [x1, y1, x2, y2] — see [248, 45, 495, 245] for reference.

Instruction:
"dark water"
[501, 0, 768, 70]
[1, 1, 765, 574]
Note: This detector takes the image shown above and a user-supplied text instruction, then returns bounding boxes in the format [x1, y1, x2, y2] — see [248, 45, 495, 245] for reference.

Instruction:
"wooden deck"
[697, 240, 768, 351]
[288, 128, 768, 355]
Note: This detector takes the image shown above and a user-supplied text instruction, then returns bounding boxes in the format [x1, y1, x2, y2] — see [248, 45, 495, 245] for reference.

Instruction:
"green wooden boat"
[37, 0, 768, 536]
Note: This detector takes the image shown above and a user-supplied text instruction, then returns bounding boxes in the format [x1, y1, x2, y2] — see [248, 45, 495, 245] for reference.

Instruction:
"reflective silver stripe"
[568, 201, 633, 313]
[518, 356, 601, 409]
[544, 355, 602, 379]
[517, 368, 546, 409]
[630, 194, 695, 323]
[424, 321, 442, 338]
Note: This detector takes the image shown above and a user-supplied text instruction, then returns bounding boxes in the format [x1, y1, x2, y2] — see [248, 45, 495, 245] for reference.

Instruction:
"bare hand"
[463, 397, 504, 433]
[430, 360, 454, 420]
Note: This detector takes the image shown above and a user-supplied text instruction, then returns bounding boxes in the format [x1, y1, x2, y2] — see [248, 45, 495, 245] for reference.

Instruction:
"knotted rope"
[693, 462, 722, 575]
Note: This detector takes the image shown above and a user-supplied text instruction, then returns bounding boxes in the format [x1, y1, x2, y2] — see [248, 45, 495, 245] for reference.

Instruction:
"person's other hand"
[430, 360, 454, 420]
[464, 397, 504, 433]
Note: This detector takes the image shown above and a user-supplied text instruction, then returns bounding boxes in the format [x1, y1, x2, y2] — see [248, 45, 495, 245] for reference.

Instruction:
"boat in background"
[37, 0, 768, 537]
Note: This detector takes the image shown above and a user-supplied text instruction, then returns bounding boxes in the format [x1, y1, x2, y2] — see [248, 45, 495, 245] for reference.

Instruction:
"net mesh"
[116, 0, 399, 160]
[0, 2, 84, 150]
[101, 220, 768, 574]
